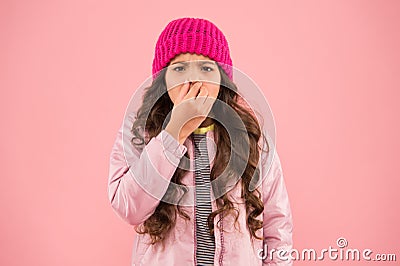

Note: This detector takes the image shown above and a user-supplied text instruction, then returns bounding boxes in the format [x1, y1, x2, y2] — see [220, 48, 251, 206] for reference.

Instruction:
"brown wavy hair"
[130, 63, 269, 245]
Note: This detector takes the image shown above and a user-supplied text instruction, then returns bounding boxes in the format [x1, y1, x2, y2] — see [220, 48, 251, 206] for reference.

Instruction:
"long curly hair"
[130, 63, 269, 245]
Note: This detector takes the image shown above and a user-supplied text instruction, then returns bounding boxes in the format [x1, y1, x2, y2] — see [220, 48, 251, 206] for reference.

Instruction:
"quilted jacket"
[108, 113, 293, 265]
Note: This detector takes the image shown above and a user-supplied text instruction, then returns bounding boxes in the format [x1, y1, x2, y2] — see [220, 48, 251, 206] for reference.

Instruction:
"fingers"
[195, 84, 215, 114]
[174, 81, 215, 117]
[196, 85, 208, 103]
[203, 94, 215, 114]
[183, 82, 203, 100]
[176, 81, 190, 103]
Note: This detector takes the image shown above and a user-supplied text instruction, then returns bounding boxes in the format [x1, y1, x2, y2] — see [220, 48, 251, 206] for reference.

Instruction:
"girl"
[108, 17, 293, 266]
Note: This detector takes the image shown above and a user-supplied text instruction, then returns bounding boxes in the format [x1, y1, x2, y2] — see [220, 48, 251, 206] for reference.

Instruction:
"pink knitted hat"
[152, 17, 233, 80]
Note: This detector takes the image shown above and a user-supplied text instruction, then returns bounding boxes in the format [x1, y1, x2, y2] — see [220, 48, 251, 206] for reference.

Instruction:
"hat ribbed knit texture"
[152, 17, 233, 80]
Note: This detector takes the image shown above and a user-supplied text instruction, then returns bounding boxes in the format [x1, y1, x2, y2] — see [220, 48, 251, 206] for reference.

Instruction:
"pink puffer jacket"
[108, 113, 293, 265]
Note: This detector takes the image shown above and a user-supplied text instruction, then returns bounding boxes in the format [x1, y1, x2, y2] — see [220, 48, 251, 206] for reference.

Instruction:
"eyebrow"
[170, 60, 216, 66]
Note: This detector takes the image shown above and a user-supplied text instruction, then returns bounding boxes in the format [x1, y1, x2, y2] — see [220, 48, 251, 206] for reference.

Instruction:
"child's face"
[165, 53, 221, 105]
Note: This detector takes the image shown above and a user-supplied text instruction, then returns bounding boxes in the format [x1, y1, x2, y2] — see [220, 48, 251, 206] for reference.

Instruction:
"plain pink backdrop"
[1, 0, 399, 265]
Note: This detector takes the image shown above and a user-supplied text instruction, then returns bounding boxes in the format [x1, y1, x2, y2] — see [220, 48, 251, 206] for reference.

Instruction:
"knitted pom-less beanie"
[152, 17, 233, 80]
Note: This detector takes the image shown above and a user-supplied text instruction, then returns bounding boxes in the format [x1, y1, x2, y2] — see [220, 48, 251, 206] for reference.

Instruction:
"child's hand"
[165, 81, 216, 144]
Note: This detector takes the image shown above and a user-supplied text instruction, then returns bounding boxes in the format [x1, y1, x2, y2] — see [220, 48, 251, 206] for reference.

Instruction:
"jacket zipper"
[192, 137, 197, 265]
[219, 211, 224, 266]
[193, 186, 197, 265]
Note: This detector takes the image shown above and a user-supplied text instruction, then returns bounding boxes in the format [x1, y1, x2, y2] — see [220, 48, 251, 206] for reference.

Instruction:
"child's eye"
[202, 66, 214, 72]
[173, 66, 185, 72]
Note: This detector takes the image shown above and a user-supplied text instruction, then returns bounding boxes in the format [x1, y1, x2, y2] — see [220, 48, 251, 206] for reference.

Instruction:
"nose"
[186, 65, 201, 84]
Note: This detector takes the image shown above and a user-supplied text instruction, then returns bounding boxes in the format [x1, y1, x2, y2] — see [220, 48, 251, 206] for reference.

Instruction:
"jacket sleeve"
[107, 112, 188, 225]
[261, 140, 294, 265]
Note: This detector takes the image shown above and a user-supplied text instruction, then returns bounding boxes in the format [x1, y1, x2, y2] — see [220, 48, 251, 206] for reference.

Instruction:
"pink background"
[1, 0, 399, 265]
